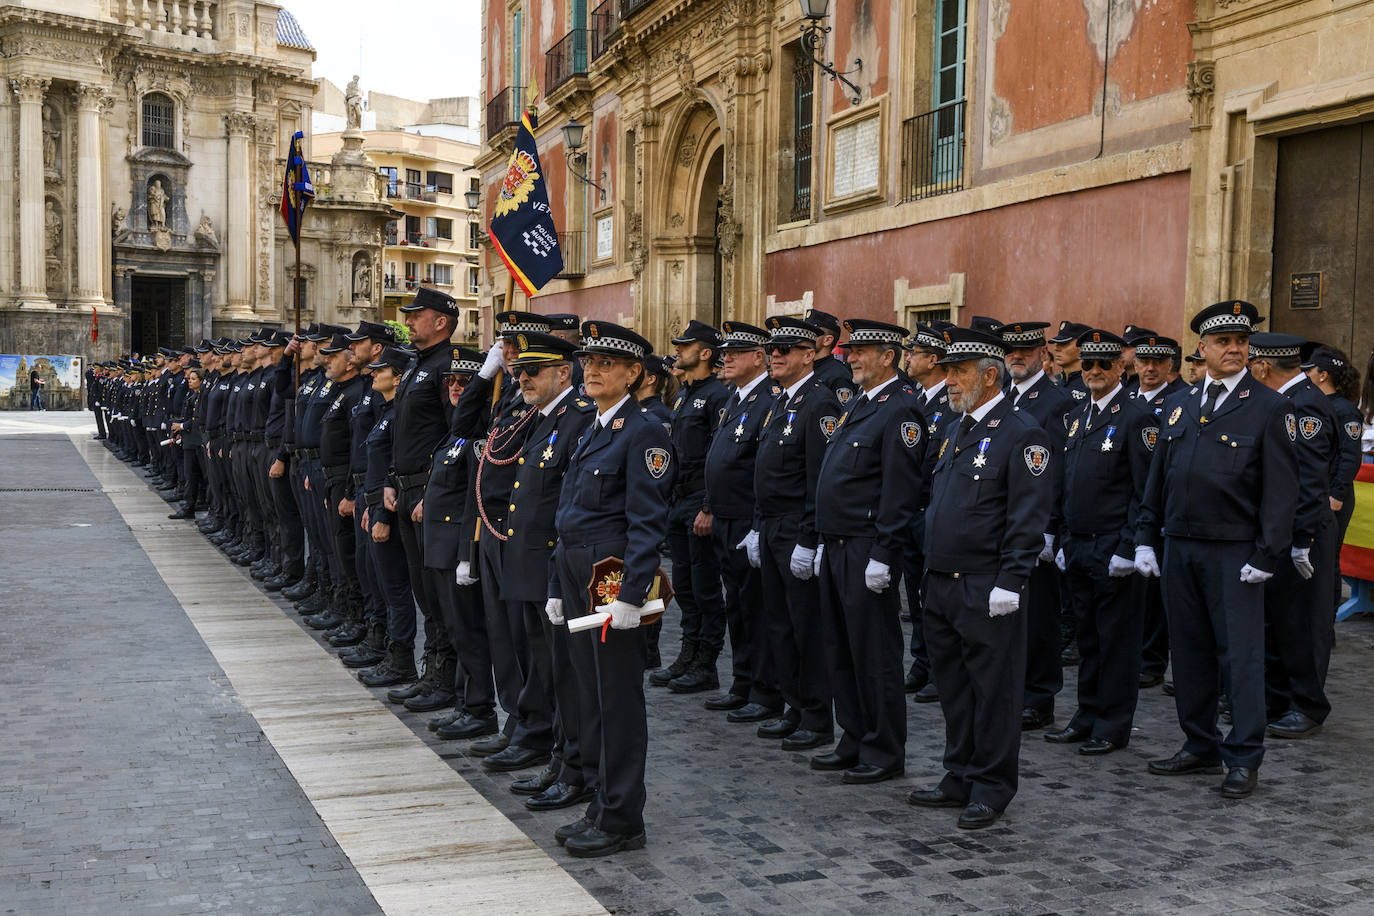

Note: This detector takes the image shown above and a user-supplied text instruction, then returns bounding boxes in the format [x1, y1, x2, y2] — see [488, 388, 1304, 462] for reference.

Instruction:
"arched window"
[141, 93, 175, 149]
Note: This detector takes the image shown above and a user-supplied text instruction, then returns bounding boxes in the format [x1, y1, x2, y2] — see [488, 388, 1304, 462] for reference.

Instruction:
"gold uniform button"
[547, 540, 555, 547]
[509, 503, 516, 512]
[539, 462, 545, 468]
[518, 457, 525, 465]
[514, 481, 520, 488]
[952, 572, 961, 579]
[507, 528, 515, 536]
[444, 515, 451, 522]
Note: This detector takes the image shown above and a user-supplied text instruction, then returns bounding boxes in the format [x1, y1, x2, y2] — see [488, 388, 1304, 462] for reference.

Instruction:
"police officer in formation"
[89, 290, 1362, 849]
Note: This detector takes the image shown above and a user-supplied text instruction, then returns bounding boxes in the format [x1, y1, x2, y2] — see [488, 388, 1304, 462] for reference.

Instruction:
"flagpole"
[491, 273, 514, 411]
[293, 209, 303, 389]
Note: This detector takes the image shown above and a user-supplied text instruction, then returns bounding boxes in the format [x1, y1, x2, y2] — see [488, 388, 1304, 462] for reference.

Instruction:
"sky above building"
[284, 0, 480, 101]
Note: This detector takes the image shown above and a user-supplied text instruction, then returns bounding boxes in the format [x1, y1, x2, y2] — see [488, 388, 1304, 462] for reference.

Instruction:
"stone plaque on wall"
[831, 115, 881, 199]
[1290, 271, 1322, 309]
[597, 215, 614, 261]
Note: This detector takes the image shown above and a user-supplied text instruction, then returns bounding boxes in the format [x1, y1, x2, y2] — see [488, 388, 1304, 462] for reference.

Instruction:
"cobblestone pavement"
[8, 412, 1374, 915]
[0, 424, 381, 916]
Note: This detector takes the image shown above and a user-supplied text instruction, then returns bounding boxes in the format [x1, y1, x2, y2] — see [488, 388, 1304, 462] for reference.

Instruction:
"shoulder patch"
[1070, 389, 1088, 400]
[1346, 420, 1362, 440]
[819, 416, 839, 440]
[1023, 444, 1050, 476]
[1299, 416, 1322, 440]
[1168, 406, 1182, 426]
[1284, 413, 1297, 441]
[1142, 427, 1158, 451]
[837, 387, 854, 404]
[900, 421, 922, 448]
[645, 447, 671, 478]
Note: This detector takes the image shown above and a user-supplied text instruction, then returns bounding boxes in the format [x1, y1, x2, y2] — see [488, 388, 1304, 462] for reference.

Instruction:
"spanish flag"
[489, 111, 563, 295]
[1341, 463, 1374, 580]
[280, 130, 314, 245]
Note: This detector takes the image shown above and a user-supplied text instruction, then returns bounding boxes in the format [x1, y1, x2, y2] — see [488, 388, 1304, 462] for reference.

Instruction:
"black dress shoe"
[780, 729, 833, 751]
[1044, 724, 1090, 744]
[904, 669, 927, 694]
[564, 826, 646, 859]
[1267, 710, 1322, 739]
[526, 782, 596, 812]
[341, 645, 385, 669]
[726, 703, 780, 724]
[509, 763, 560, 796]
[404, 687, 457, 713]
[1147, 750, 1224, 776]
[262, 575, 291, 592]
[1220, 767, 1257, 799]
[386, 678, 429, 704]
[1162, 681, 1175, 696]
[906, 787, 966, 808]
[167, 509, 193, 520]
[1021, 708, 1054, 731]
[957, 802, 1001, 830]
[702, 693, 748, 711]
[304, 612, 342, 631]
[468, 734, 510, 758]
[554, 815, 594, 846]
[428, 710, 461, 732]
[1139, 672, 1164, 689]
[810, 751, 858, 771]
[482, 745, 551, 773]
[358, 664, 413, 688]
[757, 718, 799, 739]
[842, 763, 904, 785]
[436, 712, 498, 741]
[913, 682, 940, 703]
[1079, 738, 1121, 756]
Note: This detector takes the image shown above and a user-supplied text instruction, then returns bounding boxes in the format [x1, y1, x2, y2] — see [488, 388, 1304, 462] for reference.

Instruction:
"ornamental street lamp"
[797, 0, 864, 106]
[560, 118, 607, 202]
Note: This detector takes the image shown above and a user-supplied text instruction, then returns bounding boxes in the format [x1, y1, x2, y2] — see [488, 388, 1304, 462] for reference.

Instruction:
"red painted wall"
[830, 0, 889, 112]
[532, 280, 634, 323]
[766, 173, 1189, 336]
[594, 109, 618, 210]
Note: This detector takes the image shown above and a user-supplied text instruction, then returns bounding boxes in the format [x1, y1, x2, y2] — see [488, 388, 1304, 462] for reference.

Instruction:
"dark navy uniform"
[1134, 375, 1187, 679]
[810, 353, 856, 407]
[907, 368, 957, 691]
[1138, 363, 1298, 775]
[1058, 378, 1153, 748]
[1327, 391, 1363, 608]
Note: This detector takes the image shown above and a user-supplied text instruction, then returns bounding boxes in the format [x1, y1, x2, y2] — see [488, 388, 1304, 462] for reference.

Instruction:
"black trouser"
[1022, 559, 1063, 716]
[307, 460, 341, 581]
[1162, 537, 1266, 771]
[1264, 518, 1337, 723]
[325, 475, 362, 607]
[818, 534, 905, 771]
[1334, 496, 1355, 612]
[1140, 574, 1169, 679]
[712, 515, 779, 707]
[923, 570, 1026, 812]
[430, 569, 493, 716]
[372, 517, 417, 648]
[1062, 533, 1145, 746]
[93, 404, 107, 438]
[269, 456, 305, 579]
[557, 539, 647, 836]
[478, 532, 551, 749]
[296, 457, 331, 581]
[181, 441, 208, 510]
[758, 515, 831, 733]
[206, 436, 228, 521]
[395, 481, 455, 673]
[666, 495, 725, 652]
[516, 598, 585, 785]
[249, 442, 275, 557]
[904, 512, 931, 684]
[352, 485, 385, 624]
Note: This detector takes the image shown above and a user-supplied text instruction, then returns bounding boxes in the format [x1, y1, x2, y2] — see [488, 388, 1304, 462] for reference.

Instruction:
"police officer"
[811, 319, 924, 786]
[1044, 330, 1153, 756]
[545, 313, 585, 391]
[1302, 344, 1364, 614]
[1248, 333, 1339, 738]
[545, 321, 673, 858]
[652, 321, 730, 694]
[1135, 300, 1298, 799]
[908, 327, 1052, 829]
[751, 316, 840, 750]
[803, 308, 857, 406]
[998, 321, 1073, 728]
[263, 332, 306, 592]
[1048, 321, 1091, 400]
[702, 322, 783, 718]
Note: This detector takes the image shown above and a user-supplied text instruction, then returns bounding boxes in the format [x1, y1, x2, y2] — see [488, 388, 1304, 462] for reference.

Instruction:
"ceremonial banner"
[1340, 462, 1374, 581]
[489, 111, 563, 295]
[279, 130, 314, 244]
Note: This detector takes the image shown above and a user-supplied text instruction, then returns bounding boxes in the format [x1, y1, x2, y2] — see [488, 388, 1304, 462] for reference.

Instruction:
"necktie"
[1013, 387, 1023, 407]
[1087, 404, 1101, 431]
[955, 414, 977, 451]
[1200, 381, 1225, 422]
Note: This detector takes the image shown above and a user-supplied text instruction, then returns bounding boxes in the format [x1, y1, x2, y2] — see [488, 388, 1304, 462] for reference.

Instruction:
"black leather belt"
[351, 472, 366, 490]
[296, 447, 320, 459]
[245, 432, 265, 443]
[392, 472, 429, 491]
[323, 463, 349, 480]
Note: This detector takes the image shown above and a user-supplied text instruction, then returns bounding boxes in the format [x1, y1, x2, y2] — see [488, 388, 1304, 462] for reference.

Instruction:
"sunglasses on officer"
[510, 363, 549, 378]
[766, 343, 798, 355]
[1081, 358, 1119, 371]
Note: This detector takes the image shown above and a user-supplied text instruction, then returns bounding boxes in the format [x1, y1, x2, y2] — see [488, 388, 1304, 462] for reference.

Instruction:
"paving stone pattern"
[0, 431, 381, 916]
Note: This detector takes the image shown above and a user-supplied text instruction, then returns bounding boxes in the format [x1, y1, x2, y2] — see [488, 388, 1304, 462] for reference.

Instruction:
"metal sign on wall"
[1290, 271, 1323, 309]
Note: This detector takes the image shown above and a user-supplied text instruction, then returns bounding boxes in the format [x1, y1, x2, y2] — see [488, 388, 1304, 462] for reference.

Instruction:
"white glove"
[790, 545, 816, 581]
[607, 599, 641, 630]
[737, 530, 761, 568]
[1134, 545, 1160, 578]
[479, 340, 505, 379]
[1054, 548, 1067, 573]
[1038, 533, 1055, 564]
[1291, 547, 1314, 580]
[989, 586, 1020, 618]
[1108, 554, 1136, 577]
[455, 560, 478, 586]
[864, 558, 891, 593]
[544, 598, 564, 625]
[1239, 564, 1273, 584]
[813, 543, 824, 577]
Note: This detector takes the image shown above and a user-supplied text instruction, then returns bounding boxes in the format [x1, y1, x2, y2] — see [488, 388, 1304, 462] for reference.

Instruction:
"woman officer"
[544, 321, 675, 859]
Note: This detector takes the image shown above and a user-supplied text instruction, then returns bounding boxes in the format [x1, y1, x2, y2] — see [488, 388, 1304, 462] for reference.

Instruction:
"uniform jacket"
[292, 367, 325, 447]
[753, 373, 840, 550]
[639, 395, 673, 431]
[1061, 385, 1155, 560]
[811, 354, 857, 408]
[503, 390, 596, 600]
[363, 399, 398, 526]
[815, 378, 926, 567]
[422, 429, 483, 570]
[703, 375, 782, 519]
[452, 373, 535, 530]
[1138, 370, 1299, 572]
[923, 395, 1054, 592]
[552, 398, 675, 606]
[1278, 376, 1338, 548]
[348, 383, 382, 481]
[390, 341, 453, 475]
[1137, 377, 1187, 418]
[1010, 371, 1073, 537]
[670, 375, 729, 513]
[1328, 393, 1363, 504]
[320, 374, 368, 472]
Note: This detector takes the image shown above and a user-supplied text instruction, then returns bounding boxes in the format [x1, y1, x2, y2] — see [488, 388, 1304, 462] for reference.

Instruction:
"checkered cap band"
[913, 329, 946, 349]
[1000, 327, 1046, 345]
[1134, 344, 1177, 358]
[1250, 343, 1300, 359]
[942, 339, 1006, 360]
[846, 328, 905, 346]
[769, 325, 818, 343]
[583, 336, 647, 359]
[499, 319, 549, 334]
[452, 358, 483, 373]
[724, 329, 769, 346]
[1197, 312, 1253, 335]
[1079, 340, 1122, 359]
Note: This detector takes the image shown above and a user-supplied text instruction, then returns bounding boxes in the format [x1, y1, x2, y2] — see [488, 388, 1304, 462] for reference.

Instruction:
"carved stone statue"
[194, 214, 218, 247]
[353, 257, 372, 299]
[111, 204, 127, 237]
[147, 179, 168, 231]
[44, 200, 61, 257]
[42, 106, 59, 173]
[345, 75, 363, 131]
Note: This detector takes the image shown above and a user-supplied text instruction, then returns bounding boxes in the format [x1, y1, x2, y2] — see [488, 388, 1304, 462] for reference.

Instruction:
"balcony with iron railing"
[484, 86, 524, 143]
[556, 231, 586, 279]
[899, 100, 966, 203]
[619, 0, 653, 21]
[547, 29, 589, 95]
[590, 0, 620, 60]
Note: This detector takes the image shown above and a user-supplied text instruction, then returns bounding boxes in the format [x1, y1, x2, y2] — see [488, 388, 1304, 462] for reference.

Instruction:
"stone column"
[74, 85, 107, 304]
[0, 90, 14, 303]
[13, 77, 50, 305]
[224, 111, 254, 315]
